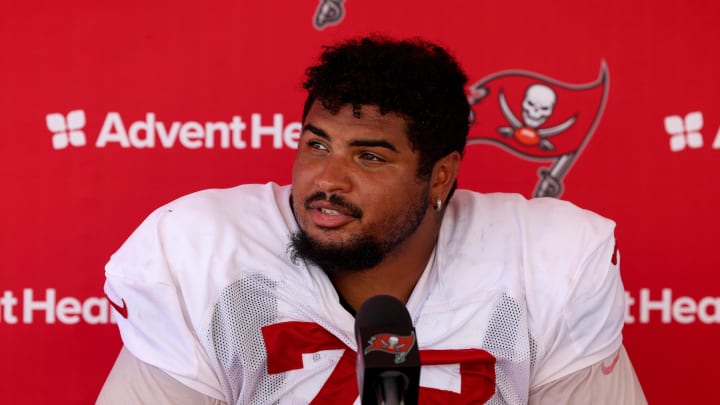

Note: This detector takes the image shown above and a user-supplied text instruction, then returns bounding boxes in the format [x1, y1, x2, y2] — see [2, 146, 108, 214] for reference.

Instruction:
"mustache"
[304, 192, 363, 218]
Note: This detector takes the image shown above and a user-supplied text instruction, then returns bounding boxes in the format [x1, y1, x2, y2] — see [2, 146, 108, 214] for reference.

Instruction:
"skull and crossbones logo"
[497, 84, 576, 151]
[382, 336, 405, 351]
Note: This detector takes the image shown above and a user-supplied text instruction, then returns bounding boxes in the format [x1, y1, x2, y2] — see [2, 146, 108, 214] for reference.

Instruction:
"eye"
[307, 139, 328, 151]
[359, 152, 385, 162]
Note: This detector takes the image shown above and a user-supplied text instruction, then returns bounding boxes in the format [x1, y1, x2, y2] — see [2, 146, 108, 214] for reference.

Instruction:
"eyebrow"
[302, 123, 399, 153]
[303, 123, 329, 139]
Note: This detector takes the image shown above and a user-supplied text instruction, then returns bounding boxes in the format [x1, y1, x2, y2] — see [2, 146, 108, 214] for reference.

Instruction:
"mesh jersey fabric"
[104, 182, 625, 404]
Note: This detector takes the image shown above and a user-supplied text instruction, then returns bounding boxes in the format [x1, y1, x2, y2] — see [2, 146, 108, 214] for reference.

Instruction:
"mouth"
[304, 194, 362, 229]
[309, 205, 357, 229]
[319, 207, 344, 216]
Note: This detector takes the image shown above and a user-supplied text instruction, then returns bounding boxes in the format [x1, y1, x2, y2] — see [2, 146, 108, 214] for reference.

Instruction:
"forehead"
[304, 101, 411, 145]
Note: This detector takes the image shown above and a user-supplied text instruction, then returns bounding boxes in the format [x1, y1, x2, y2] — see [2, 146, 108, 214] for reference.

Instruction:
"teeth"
[320, 208, 342, 215]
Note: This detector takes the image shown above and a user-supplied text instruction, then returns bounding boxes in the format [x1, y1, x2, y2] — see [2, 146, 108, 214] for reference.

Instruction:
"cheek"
[290, 164, 308, 205]
[291, 159, 312, 188]
[368, 182, 426, 218]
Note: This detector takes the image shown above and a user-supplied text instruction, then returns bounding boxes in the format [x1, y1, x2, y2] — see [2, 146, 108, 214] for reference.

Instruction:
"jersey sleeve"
[527, 201, 626, 388]
[97, 346, 226, 405]
[104, 205, 225, 400]
[528, 345, 647, 404]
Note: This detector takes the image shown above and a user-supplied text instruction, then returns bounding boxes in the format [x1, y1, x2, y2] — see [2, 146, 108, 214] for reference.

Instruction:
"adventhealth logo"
[664, 111, 720, 152]
[47, 110, 302, 150]
[47, 110, 88, 149]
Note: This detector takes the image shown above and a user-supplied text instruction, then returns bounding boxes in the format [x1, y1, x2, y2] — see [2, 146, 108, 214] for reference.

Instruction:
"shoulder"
[441, 190, 616, 272]
[160, 182, 291, 224]
[148, 183, 292, 239]
[107, 182, 294, 282]
[440, 189, 620, 328]
[448, 189, 615, 237]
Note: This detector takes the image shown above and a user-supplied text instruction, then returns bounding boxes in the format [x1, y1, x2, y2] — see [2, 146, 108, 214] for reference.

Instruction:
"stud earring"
[435, 197, 443, 212]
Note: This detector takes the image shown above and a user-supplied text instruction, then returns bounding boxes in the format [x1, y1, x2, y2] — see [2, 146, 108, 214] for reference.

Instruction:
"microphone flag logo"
[467, 63, 609, 197]
[364, 331, 416, 364]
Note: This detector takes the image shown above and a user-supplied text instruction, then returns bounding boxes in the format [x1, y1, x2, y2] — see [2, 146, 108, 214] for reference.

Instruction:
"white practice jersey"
[104, 183, 625, 404]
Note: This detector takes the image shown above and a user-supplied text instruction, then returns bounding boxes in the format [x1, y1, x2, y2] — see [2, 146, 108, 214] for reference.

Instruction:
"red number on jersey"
[262, 321, 496, 404]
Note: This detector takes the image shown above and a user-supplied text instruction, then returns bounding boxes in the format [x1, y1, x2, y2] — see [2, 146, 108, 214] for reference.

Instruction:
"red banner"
[1, 1, 718, 403]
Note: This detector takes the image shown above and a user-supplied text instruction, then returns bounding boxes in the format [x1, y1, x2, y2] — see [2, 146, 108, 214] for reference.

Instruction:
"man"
[98, 36, 646, 404]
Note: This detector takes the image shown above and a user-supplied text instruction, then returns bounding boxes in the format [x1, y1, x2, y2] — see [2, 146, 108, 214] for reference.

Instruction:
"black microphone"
[355, 295, 421, 405]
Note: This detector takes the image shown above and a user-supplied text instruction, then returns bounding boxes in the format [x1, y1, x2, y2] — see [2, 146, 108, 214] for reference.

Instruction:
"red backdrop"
[1, 0, 718, 403]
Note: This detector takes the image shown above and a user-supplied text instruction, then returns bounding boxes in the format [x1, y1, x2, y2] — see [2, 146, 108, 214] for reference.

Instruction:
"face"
[289, 101, 432, 273]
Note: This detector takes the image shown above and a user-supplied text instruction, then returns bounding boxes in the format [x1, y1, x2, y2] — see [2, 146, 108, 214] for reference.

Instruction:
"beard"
[288, 188, 430, 275]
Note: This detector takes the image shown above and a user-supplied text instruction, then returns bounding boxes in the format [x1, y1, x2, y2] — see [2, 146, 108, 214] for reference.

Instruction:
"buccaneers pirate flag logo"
[364, 332, 417, 364]
[468, 63, 609, 197]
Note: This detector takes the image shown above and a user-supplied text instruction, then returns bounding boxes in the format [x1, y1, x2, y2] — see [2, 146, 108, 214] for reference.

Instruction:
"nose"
[314, 155, 351, 194]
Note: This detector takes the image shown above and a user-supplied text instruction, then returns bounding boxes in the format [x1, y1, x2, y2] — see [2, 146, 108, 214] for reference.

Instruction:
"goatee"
[287, 187, 430, 275]
[288, 230, 386, 275]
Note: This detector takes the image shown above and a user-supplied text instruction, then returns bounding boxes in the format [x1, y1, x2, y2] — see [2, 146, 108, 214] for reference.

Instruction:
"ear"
[430, 151, 461, 202]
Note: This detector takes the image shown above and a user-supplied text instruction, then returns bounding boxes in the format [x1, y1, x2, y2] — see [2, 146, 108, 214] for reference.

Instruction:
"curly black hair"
[302, 35, 470, 182]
